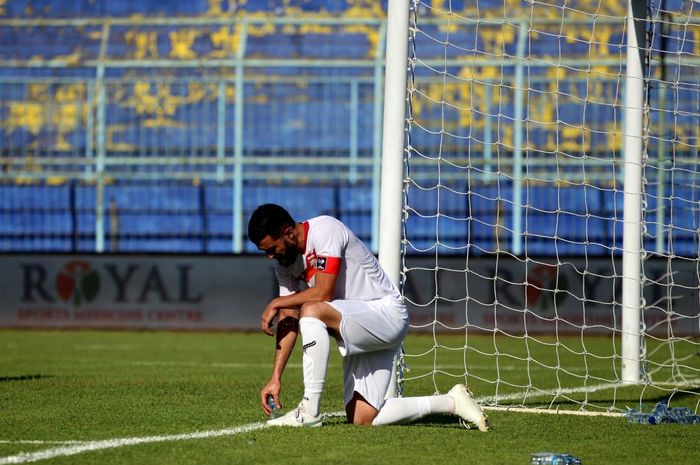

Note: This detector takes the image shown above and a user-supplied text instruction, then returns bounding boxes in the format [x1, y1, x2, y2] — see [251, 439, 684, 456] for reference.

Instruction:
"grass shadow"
[321, 413, 466, 428]
[0, 374, 51, 382]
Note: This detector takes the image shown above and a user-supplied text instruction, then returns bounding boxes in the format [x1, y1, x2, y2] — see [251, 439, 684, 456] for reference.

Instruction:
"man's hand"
[260, 299, 281, 336]
[260, 378, 282, 415]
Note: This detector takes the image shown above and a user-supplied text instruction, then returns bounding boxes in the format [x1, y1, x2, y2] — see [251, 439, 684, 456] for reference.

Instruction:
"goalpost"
[380, 0, 700, 414]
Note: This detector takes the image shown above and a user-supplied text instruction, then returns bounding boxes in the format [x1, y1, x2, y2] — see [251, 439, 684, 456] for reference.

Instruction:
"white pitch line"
[480, 378, 700, 405]
[127, 360, 591, 373]
[484, 405, 624, 417]
[0, 423, 266, 465]
[0, 412, 352, 464]
[128, 361, 303, 369]
[479, 382, 622, 404]
[73, 344, 133, 351]
[0, 441, 87, 446]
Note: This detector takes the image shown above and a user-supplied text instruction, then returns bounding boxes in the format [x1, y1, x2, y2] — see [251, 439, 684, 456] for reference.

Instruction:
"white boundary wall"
[0, 255, 696, 335]
[0, 255, 276, 330]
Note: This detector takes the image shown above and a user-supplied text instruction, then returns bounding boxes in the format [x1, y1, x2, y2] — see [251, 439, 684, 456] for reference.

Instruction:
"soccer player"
[248, 203, 489, 430]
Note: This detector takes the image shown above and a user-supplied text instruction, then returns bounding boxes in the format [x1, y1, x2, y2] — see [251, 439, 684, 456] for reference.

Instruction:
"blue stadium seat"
[670, 211, 699, 232]
[338, 184, 372, 211]
[116, 214, 201, 235]
[336, 184, 372, 241]
[311, 33, 370, 59]
[669, 235, 698, 256]
[203, 184, 232, 209]
[243, 185, 336, 219]
[528, 185, 605, 214]
[558, 103, 584, 126]
[105, 184, 200, 210]
[0, 184, 70, 209]
[0, 185, 73, 251]
[0, 212, 70, 234]
[115, 238, 203, 253]
[437, 215, 469, 248]
[4, 0, 212, 18]
[245, 101, 362, 151]
[0, 24, 101, 60]
[206, 215, 232, 234]
[115, 0, 363, 17]
[239, 184, 338, 252]
[524, 237, 590, 256]
[0, 238, 72, 251]
[405, 213, 436, 239]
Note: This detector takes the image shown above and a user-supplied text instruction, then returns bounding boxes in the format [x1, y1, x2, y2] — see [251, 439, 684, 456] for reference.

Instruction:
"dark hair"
[247, 204, 295, 245]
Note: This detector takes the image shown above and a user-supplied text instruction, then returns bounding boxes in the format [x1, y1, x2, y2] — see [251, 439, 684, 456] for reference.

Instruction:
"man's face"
[257, 228, 298, 267]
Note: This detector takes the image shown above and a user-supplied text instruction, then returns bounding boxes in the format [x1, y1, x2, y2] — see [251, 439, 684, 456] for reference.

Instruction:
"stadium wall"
[1, 254, 696, 336]
[0, 254, 276, 330]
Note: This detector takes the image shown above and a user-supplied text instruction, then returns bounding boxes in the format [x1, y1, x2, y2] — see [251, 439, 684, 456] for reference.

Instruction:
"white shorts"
[327, 295, 409, 410]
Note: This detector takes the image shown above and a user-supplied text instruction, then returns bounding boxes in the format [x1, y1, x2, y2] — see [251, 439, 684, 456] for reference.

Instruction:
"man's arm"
[260, 272, 337, 335]
[261, 307, 299, 415]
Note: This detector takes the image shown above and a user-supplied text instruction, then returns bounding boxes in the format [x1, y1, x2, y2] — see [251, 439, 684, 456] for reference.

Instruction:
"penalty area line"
[0, 422, 266, 465]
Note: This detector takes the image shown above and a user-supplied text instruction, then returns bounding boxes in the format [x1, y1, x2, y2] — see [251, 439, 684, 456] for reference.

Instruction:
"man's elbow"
[315, 285, 335, 302]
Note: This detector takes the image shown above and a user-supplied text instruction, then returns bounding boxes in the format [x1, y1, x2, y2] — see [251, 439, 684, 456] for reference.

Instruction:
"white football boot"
[266, 401, 323, 427]
[448, 384, 490, 432]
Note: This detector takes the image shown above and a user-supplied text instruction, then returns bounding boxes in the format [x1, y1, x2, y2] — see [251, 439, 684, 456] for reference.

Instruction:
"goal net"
[398, 0, 700, 414]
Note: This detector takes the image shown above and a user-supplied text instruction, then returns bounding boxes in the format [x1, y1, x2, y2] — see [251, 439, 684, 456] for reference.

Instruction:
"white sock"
[299, 317, 330, 417]
[372, 395, 455, 426]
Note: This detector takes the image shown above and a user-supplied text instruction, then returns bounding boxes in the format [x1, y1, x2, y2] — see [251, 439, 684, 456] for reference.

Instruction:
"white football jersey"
[274, 215, 400, 301]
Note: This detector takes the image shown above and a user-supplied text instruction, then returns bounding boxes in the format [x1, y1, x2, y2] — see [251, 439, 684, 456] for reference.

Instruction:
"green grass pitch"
[1, 330, 699, 465]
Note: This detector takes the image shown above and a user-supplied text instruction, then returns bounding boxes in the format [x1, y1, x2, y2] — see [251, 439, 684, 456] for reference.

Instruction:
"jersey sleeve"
[309, 217, 347, 275]
[275, 270, 299, 296]
[274, 255, 305, 296]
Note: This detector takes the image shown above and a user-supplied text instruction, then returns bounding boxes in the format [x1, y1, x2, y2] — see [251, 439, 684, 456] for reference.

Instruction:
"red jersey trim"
[305, 266, 316, 283]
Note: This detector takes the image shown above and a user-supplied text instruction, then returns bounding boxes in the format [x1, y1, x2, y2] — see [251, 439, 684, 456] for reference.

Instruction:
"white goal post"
[380, 0, 700, 414]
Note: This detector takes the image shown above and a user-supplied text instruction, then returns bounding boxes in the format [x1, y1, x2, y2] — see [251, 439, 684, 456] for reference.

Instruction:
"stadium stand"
[0, 1, 697, 255]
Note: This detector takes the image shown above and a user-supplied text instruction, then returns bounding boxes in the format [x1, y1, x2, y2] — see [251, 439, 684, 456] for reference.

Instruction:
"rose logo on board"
[55, 260, 100, 306]
[526, 264, 568, 313]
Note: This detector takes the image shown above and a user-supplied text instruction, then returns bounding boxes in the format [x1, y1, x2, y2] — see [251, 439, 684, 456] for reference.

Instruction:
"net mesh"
[401, 0, 700, 413]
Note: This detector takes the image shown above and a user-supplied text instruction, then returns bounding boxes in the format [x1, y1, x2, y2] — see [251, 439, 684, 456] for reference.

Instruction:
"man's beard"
[276, 247, 298, 267]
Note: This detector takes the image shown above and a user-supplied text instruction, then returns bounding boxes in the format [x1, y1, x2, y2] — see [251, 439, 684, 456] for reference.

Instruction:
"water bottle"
[530, 452, 582, 465]
[670, 407, 692, 418]
[266, 395, 280, 420]
[626, 412, 653, 424]
[651, 401, 668, 419]
[627, 401, 700, 425]
[649, 401, 670, 424]
[669, 407, 700, 424]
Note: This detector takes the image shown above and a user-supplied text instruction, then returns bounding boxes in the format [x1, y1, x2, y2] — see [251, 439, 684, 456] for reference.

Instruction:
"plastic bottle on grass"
[669, 407, 700, 424]
[626, 412, 653, 424]
[627, 401, 700, 425]
[266, 395, 280, 420]
[530, 452, 582, 465]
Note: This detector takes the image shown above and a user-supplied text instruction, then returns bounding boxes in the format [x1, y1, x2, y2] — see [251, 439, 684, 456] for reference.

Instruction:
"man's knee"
[299, 302, 341, 335]
[351, 412, 376, 426]
[346, 393, 379, 426]
[299, 301, 326, 319]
